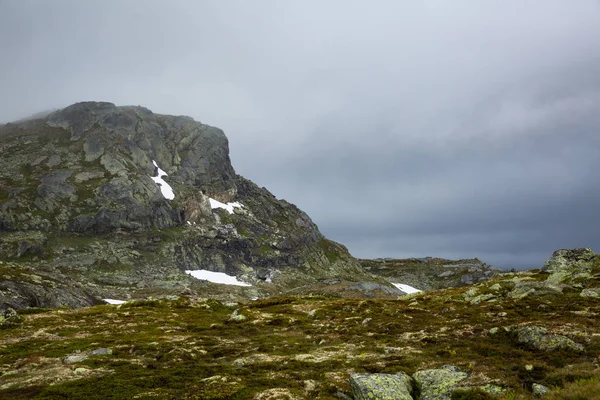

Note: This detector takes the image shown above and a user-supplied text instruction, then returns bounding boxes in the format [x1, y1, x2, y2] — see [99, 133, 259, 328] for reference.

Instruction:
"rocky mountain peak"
[1, 101, 237, 233]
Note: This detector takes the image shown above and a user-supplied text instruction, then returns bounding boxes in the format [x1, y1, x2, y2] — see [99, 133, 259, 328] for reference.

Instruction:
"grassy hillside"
[1, 267, 599, 399]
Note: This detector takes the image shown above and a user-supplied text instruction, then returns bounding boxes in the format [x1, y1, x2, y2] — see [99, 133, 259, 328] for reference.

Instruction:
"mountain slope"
[0, 102, 376, 308]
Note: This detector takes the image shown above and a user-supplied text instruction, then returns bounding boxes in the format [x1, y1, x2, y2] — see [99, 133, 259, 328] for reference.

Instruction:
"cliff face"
[1, 101, 237, 232]
[0, 102, 371, 308]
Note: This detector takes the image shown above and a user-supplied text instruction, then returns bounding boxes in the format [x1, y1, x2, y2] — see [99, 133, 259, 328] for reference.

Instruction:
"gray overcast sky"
[1, 1, 600, 269]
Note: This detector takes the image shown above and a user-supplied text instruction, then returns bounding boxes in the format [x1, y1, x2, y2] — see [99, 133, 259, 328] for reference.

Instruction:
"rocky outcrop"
[350, 373, 413, 400]
[349, 366, 481, 400]
[413, 365, 468, 400]
[513, 326, 584, 353]
[541, 248, 596, 284]
[360, 257, 500, 292]
[1, 101, 237, 233]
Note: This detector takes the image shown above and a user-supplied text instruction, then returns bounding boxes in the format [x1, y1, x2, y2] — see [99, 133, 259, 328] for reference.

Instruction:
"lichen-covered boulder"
[507, 281, 563, 300]
[532, 383, 550, 396]
[0, 307, 22, 328]
[541, 248, 596, 284]
[349, 372, 413, 400]
[413, 365, 468, 400]
[580, 288, 600, 298]
[514, 326, 584, 352]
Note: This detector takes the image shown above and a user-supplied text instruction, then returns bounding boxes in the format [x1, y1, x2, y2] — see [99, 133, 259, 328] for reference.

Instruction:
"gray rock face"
[349, 373, 413, 400]
[0, 102, 373, 309]
[1, 101, 237, 233]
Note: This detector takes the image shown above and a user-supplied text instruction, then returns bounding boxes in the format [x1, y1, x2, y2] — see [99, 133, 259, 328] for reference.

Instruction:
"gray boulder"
[349, 372, 413, 400]
[413, 365, 468, 400]
[532, 383, 550, 396]
[0, 307, 22, 328]
[541, 248, 596, 284]
[580, 288, 600, 298]
[514, 326, 584, 352]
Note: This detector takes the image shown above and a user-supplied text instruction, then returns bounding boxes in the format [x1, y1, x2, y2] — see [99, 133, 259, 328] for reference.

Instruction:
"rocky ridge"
[0, 102, 380, 308]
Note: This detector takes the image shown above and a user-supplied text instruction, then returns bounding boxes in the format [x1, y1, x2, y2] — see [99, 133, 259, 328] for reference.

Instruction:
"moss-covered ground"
[1, 269, 599, 399]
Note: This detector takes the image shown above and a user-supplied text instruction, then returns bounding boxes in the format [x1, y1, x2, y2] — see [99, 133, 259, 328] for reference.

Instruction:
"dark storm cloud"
[1, 1, 600, 269]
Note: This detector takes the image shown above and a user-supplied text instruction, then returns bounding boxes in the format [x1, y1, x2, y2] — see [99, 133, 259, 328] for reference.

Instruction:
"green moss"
[451, 388, 498, 400]
[317, 238, 343, 263]
[1, 280, 599, 398]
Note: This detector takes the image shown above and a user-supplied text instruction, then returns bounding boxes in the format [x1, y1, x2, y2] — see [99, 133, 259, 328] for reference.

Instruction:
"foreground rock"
[413, 365, 468, 400]
[350, 373, 413, 400]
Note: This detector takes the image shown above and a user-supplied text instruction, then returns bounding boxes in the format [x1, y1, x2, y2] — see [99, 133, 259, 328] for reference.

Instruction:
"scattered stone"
[532, 383, 550, 396]
[384, 346, 402, 353]
[507, 285, 537, 300]
[349, 372, 413, 400]
[63, 354, 89, 364]
[489, 327, 499, 335]
[507, 282, 563, 300]
[361, 318, 372, 325]
[489, 283, 502, 291]
[73, 367, 89, 375]
[90, 348, 112, 356]
[468, 294, 496, 305]
[580, 288, 600, 298]
[229, 309, 246, 322]
[233, 358, 245, 367]
[413, 365, 468, 400]
[514, 326, 584, 352]
[480, 384, 505, 395]
[0, 307, 22, 328]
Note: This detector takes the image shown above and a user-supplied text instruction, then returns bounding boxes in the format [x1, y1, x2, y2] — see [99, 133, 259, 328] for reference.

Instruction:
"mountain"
[0, 102, 384, 308]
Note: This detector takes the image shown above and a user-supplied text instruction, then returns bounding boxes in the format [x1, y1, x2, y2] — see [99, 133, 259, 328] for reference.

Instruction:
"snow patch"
[392, 283, 421, 294]
[185, 269, 251, 287]
[104, 299, 127, 305]
[151, 160, 175, 200]
[209, 198, 242, 214]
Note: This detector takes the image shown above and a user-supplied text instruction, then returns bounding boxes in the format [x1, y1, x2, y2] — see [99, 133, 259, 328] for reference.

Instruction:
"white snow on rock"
[185, 269, 251, 287]
[104, 299, 127, 305]
[392, 283, 422, 294]
[151, 160, 175, 200]
[209, 198, 242, 214]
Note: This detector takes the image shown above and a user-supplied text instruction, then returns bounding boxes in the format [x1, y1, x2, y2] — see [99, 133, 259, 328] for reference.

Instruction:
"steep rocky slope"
[1, 249, 598, 399]
[0, 102, 378, 308]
